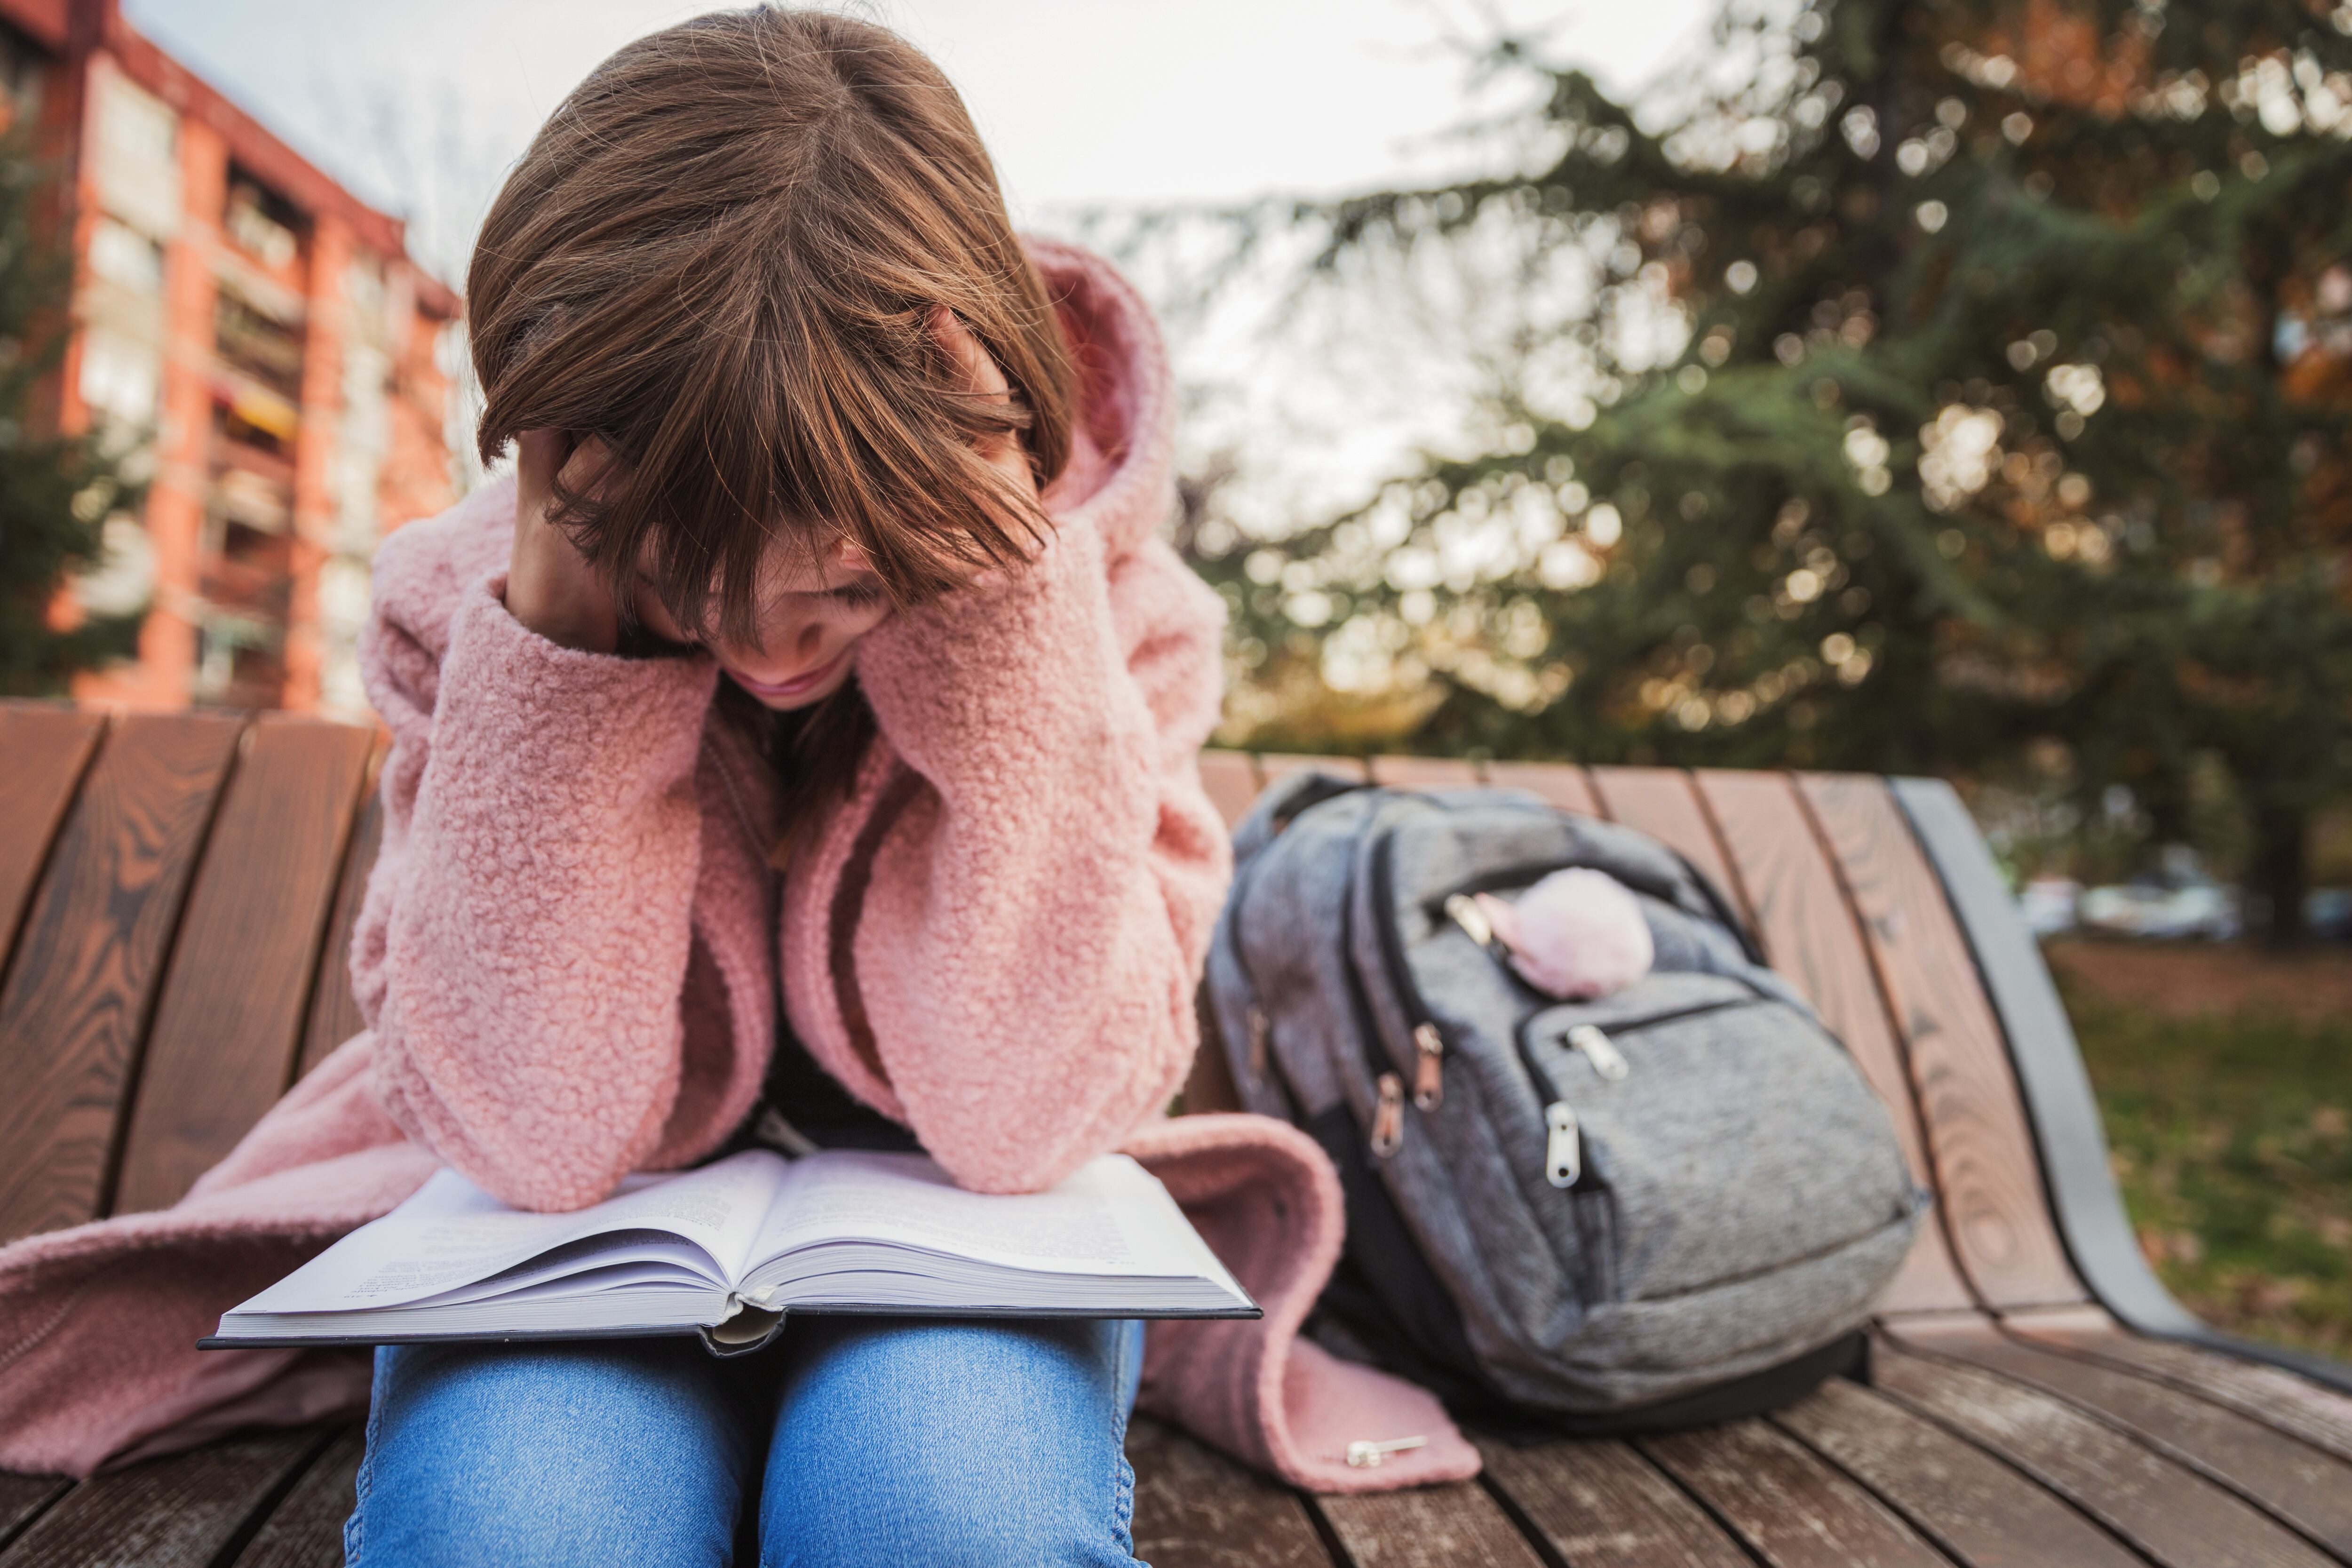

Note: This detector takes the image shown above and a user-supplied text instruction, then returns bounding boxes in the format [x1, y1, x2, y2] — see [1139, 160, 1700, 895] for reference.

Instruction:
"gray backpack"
[1205, 771, 1928, 1432]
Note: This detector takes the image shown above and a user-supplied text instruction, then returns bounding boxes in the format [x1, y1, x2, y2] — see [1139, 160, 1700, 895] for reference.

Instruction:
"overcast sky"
[117, 0, 1722, 524]
[122, 0, 1713, 279]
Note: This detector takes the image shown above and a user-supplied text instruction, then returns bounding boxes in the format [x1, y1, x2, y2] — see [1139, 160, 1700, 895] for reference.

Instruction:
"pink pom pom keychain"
[1454, 868, 1653, 1000]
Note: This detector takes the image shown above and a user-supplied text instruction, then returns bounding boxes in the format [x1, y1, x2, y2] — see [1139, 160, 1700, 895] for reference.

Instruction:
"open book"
[203, 1149, 1255, 1355]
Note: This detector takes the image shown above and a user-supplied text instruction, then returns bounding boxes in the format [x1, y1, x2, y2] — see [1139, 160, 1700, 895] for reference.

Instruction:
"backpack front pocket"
[1517, 974, 1913, 1305]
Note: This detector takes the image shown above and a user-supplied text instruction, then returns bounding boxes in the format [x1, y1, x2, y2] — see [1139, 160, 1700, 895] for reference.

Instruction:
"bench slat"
[1253, 753, 1367, 794]
[1198, 751, 1262, 831]
[2005, 1308, 2352, 1465]
[1477, 1436, 1752, 1568]
[1482, 760, 1600, 816]
[225, 1428, 362, 1568]
[1799, 774, 2087, 1310]
[1127, 1418, 1336, 1568]
[1585, 766, 1755, 930]
[1365, 755, 1481, 789]
[1313, 1480, 1548, 1568]
[1639, 1418, 1957, 1568]
[1922, 1327, 2352, 1554]
[1694, 770, 1974, 1313]
[0, 1476, 66, 1554]
[1773, 1376, 2146, 1568]
[0, 707, 105, 972]
[114, 718, 379, 1215]
[0, 1427, 326, 1568]
[301, 787, 384, 1078]
[1872, 1329, 2338, 1568]
[0, 713, 246, 1246]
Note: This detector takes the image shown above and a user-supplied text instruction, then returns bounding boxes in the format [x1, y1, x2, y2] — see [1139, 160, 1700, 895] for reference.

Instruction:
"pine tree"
[0, 129, 143, 696]
[1225, 0, 2352, 945]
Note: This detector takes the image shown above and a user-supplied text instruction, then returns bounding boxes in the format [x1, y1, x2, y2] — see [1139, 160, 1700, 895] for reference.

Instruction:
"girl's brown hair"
[465, 7, 1076, 845]
[467, 6, 1075, 645]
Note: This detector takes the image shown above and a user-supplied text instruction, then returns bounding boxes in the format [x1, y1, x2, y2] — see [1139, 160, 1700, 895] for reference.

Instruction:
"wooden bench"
[3, 699, 2350, 1568]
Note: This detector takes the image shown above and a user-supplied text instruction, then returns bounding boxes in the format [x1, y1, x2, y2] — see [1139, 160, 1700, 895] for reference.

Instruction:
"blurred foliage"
[2068, 969, 2352, 1361]
[0, 130, 143, 696]
[1200, 0, 2352, 941]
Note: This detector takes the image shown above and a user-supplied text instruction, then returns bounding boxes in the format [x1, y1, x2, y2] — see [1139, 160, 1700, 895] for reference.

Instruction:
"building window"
[88, 215, 165, 294]
[78, 329, 160, 427]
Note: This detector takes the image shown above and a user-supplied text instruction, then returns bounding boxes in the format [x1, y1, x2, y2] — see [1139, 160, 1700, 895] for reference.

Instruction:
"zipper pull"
[1544, 1099, 1582, 1188]
[1566, 1023, 1629, 1081]
[1371, 1072, 1406, 1157]
[1345, 1434, 1429, 1468]
[1443, 893, 1494, 948]
[1411, 1021, 1446, 1110]
[1246, 1005, 1271, 1079]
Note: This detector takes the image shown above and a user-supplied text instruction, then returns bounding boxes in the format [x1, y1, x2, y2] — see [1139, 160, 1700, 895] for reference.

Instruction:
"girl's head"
[467, 7, 1074, 710]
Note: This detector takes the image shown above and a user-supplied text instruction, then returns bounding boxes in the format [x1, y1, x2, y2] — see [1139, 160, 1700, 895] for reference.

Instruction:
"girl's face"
[628, 535, 892, 711]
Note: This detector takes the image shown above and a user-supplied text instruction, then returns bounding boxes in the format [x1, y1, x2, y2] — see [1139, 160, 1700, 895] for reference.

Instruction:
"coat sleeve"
[352, 534, 721, 1212]
[805, 517, 1233, 1194]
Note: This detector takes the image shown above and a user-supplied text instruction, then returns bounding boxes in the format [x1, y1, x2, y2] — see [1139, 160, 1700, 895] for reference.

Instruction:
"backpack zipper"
[1528, 995, 1753, 1059]
[1371, 1072, 1406, 1156]
[1410, 1022, 1446, 1110]
[1423, 850, 1765, 969]
[1443, 893, 1495, 948]
[1369, 822, 1451, 1112]
[1520, 995, 1756, 1189]
[1544, 1100, 1583, 1187]
[1228, 791, 1415, 1163]
[1565, 1024, 1630, 1080]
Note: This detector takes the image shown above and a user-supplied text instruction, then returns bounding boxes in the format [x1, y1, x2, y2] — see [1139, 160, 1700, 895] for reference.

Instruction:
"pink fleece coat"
[0, 241, 1475, 1495]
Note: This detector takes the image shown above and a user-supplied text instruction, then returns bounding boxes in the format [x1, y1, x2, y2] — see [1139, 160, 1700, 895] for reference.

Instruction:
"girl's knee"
[761, 1478, 1137, 1568]
[761, 1319, 1140, 1568]
[350, 1340, 753, 1568]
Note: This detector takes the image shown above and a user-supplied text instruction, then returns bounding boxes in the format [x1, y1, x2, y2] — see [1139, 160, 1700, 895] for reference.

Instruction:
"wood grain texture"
[1640, 1417, 1956, 1568]
[113, 718, 378, 1215]
[0, 1428, 322, 1568]
[0, 712, 245, 1246]
[1773, 1375, 2145, 1568]
[1872, 1331, 2335, 1568]
[1126, 1418, 1335, 1568]
[0, 1475, 67, 1553]
[1365, 755, 1483, 789]
[227, 1427, 361, 1568]
[1694, 769, 1973, 1313]
[300, 785, 382, 1077]
[2004, 1307, 2352, 1466]
[1587, 766, 1755, 929]
[1198, 750, 1263, 831]
[1485, 761, 1601, 816]
[1798, 774, 2084, 1310]
[1925, 1324, 2352, 1555]
[0, 706, 105, 974]
[1314, 1481, 1548, 1568]
[1478, 1435, 1751, 1568]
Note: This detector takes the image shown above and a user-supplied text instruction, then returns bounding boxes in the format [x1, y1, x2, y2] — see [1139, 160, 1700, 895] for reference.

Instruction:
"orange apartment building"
[5, 0, 460, 716]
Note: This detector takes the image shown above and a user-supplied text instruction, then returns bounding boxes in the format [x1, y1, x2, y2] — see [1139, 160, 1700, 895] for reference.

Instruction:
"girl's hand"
[930, 308, 1040, 513]
[507, 429, 623, 653]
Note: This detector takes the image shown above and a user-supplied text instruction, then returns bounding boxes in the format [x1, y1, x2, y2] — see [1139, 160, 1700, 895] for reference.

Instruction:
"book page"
[747, 1152, 1201, 1278]
[239, 1149, 788, 1314]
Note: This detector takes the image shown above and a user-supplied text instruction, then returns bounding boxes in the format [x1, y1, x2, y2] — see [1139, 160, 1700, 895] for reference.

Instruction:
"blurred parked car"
[2018, 877, 2082, 937]
[2077, 880, 2242, 941]
[2307, 888, 2352, 942]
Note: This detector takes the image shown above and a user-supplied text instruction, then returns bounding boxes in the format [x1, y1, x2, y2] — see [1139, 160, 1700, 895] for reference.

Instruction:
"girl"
[0, 2, 1475, 1545]
[346, 9, 1226, 1564]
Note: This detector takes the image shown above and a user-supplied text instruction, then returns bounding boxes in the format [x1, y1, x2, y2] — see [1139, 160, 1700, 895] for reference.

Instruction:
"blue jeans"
[344, 1316, 1147, 1567]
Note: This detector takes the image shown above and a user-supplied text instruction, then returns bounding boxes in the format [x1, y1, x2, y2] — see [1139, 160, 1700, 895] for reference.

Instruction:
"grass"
[2066, 978, 2352, 1362]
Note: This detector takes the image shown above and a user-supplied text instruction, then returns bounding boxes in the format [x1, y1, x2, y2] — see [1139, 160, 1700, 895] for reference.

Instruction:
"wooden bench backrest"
[0, 700, 2091, 1324]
